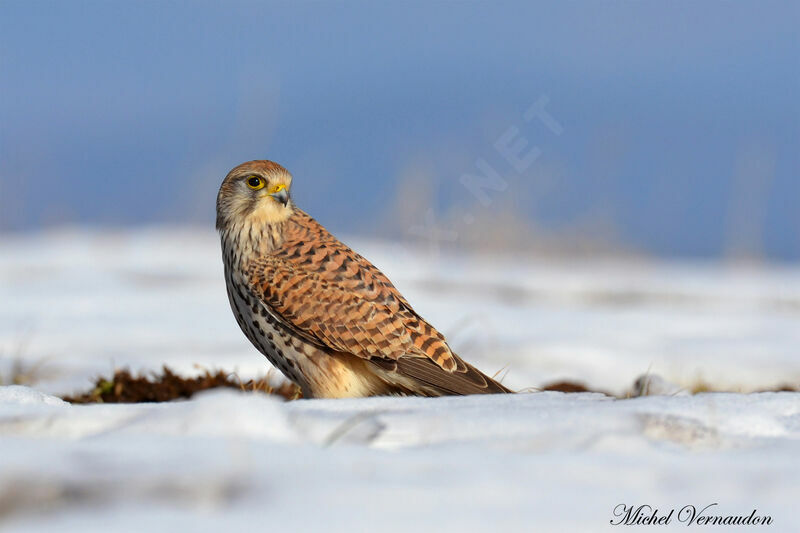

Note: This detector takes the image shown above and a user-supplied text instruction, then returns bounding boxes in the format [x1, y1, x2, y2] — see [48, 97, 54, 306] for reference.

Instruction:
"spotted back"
[245, 209, 457, 371]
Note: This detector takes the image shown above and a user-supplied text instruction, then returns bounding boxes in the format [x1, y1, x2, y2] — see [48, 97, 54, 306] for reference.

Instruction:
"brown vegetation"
[60, 367, 797, 404]
[63, 366, 301, 404]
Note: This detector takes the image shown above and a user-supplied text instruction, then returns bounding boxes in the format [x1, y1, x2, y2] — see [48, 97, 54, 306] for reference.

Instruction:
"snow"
[1, 388, 798, 532]
[0, 385, 67, 407]
[1, 228, 799, 531]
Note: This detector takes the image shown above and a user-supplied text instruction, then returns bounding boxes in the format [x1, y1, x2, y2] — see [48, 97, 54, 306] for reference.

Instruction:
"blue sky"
[1, 1, 798, 259]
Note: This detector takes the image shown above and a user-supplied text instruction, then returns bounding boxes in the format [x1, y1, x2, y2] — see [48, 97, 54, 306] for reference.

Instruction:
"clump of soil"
[63, 366, 302, 404]
[541, 380, 593, 393]
[770, 384, 800, 392]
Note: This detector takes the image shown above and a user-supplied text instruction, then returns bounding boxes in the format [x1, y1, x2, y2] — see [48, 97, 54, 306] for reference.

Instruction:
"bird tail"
[372, 355, 513, 396]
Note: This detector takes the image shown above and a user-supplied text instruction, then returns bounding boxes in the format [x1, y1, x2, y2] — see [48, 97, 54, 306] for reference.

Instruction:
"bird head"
[216, 160, 294, 230]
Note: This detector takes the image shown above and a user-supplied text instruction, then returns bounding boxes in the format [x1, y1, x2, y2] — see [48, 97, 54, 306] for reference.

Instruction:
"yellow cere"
[268, 183, 286, 194]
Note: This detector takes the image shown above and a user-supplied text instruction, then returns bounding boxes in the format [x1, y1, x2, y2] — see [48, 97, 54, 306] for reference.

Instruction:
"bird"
[216, 160, 512, 398]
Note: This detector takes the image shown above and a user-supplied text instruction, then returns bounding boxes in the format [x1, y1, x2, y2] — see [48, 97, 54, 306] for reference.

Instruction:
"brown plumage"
[217, 160, 512, 398]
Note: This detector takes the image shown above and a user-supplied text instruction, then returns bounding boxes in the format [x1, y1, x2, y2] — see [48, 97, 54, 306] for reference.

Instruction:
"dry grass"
[542, 378, 797, 397]
[0, 330, 53, 386]
[0, 358, 48, 386]
[58, 367, 797, 404]
[687, 379, 798, 395]
[63, 366, 301, 404]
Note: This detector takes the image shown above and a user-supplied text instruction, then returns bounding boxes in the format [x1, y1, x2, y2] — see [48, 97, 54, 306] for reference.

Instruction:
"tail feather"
[372, 354, 513, 396]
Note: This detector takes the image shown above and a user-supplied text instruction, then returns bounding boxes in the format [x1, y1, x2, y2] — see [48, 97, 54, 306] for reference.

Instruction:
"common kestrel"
[216, 160, 512, 398]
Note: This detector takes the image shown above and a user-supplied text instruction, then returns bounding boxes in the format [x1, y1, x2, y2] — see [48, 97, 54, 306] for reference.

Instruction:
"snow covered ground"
[1, 229, 799, 531]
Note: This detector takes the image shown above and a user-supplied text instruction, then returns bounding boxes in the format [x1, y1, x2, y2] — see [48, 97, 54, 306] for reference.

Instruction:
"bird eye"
[247, 176, 265, 190]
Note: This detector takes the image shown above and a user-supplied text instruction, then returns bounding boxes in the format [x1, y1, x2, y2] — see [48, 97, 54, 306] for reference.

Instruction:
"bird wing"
[243, 210, 511, 395]
[245, 237, 459, 372]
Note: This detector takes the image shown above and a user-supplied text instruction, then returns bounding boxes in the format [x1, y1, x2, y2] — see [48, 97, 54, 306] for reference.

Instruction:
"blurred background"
[2, 5, 799, 530]
[1, 0, 798, 260]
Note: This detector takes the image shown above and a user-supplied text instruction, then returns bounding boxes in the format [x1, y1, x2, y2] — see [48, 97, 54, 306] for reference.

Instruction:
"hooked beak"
[268, 184, 289, 206]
